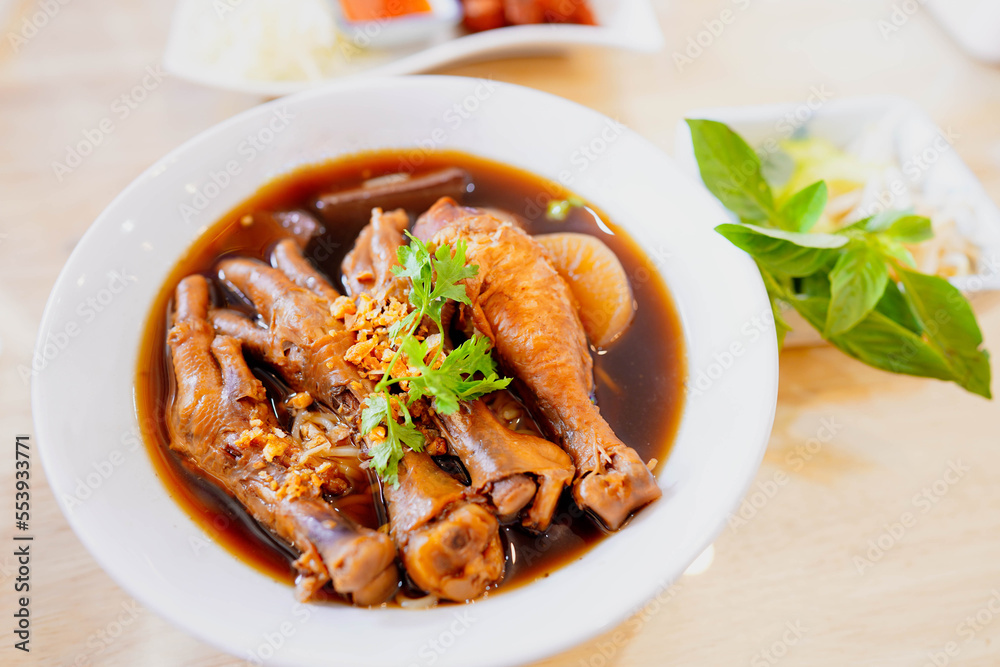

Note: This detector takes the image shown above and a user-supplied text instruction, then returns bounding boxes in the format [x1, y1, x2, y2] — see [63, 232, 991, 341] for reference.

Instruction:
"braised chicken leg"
[211, 240, 504, 600]
[166, 275, 398, 604]
[414, 198, 662, 530]
[342, 209, 575, 531]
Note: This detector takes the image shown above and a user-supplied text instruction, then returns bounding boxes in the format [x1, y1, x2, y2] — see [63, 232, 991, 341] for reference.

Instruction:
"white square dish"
[924, 0, 1000, 64]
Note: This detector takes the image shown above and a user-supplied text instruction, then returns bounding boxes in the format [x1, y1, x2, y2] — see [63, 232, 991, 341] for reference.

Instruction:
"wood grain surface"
[2, 0, 1000, 665]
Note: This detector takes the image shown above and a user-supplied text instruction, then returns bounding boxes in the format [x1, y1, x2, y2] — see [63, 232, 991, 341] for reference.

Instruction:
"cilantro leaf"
[392, 232, 477, 335]
[443, 334, 503, 379]
[361, 392, 424, 486]
[388, 310, 419, 340]
[403, 334, 511, 414]
[394, 234, 435, 306]
[366, 235, 513, 485]
[428, 239, 477, 309]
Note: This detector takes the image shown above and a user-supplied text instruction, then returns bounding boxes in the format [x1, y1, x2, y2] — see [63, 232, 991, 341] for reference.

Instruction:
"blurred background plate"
[163, 0, 665, 97]
[924, 0, 1000, 64]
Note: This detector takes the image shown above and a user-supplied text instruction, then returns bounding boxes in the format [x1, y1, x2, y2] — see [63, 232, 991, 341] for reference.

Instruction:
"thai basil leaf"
[686, 119, 779, 226]
[690, 119, 992, 398]
[895, 267, 992, 398]
[865, 211, 934, 243]
[875, 281, 922, 336]
[716, 223, 847, 277]
[826, 243, 890, 336]
[760, 148, 795, 190]
[785, 293, 955, 382]
[760, 267, 791, 349]
[864, 210, 912, 233]
[877, 238, 917, 269]
[780, 181, 828, 233]
[879, 215, 933, 244]
[799, 270, 831, 298]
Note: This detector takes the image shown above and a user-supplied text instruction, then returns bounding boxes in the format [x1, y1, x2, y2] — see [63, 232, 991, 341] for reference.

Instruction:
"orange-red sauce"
[339, 0, 431, 22]
[135, 150, 686, 601]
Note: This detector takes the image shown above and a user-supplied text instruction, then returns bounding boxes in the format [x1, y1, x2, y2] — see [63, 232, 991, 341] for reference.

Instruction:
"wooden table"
[3, 1, 1000, 665]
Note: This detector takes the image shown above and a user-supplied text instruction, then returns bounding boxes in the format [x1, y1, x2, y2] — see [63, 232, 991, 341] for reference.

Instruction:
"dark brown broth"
[136, 150, 686, 601]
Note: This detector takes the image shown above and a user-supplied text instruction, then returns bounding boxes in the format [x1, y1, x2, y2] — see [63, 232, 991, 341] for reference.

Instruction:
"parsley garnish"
[359, 393, 423, 487]
[389, 232, 478, 339]
[361, 232, 512, 485]
[402, 335, 512, 415]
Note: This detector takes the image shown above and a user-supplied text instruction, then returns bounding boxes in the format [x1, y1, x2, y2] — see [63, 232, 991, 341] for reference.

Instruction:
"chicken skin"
[210, 239, 505, 601]
[414, 198, 662, 530]
[167, 275, 399, 605]
[342, 209, 575, 531]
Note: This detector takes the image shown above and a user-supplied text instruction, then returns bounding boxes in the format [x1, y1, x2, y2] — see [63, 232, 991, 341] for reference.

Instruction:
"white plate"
[925, 0, 1000, 63]
[33, 76, 777, 667]
[674, 94, 1000, 347]
[164, 0, 664, 97]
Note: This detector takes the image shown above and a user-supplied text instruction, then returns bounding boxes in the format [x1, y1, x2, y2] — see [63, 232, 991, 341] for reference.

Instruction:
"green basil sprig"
[687, 119, 992, 399]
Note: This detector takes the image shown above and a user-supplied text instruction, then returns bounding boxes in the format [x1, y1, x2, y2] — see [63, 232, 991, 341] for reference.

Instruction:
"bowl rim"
[32, 75, 778, 667]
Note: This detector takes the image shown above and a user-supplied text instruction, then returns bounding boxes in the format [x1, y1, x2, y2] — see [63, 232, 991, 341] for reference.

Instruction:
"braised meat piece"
[342, 209, 575, 531]
[462, 0, 596, 31]
[387, 452, 504, 600]
[340, 207, 413, 303]
[414, 198, 661, 530]
[434, 399, 574, 530]
[462, 0, 505, 31]
[211, 240, 505, 601]
[534, 0, 595, 24]
[166, 275, 398, 605]
[312, 168, 471, 229]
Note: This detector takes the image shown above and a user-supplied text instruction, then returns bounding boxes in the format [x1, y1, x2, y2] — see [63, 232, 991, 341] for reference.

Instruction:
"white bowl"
[32, 76, 777, 667]
[163, 0, 664, 97]
[674, 94, 1000, 347]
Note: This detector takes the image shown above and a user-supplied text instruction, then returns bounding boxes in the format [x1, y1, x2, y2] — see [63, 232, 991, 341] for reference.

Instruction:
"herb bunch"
[686, 119, 991, 398]
[361, 232, 511, 485]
